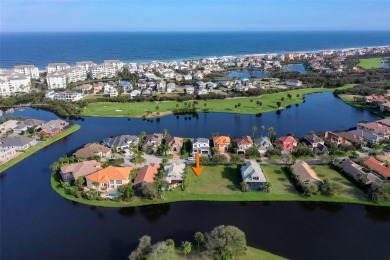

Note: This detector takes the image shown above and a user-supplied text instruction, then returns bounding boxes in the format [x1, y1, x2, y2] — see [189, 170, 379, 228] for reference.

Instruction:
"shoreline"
[0, 124, 81, 173]
[81, 86, 354, 118]
[51, 173, 390, 208]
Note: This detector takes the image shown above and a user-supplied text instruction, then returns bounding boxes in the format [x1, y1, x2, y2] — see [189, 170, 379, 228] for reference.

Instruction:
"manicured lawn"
[311, 165, 368, 201]
[0, 125, 81, 173]
[51, 163, 390, 207]
[82, 87, 342, 118]
[358, 58, 382, 69]
[171, 246, 285, 260]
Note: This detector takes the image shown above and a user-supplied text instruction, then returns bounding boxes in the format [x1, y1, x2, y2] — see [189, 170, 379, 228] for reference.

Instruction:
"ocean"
[0, 31, 389, 69]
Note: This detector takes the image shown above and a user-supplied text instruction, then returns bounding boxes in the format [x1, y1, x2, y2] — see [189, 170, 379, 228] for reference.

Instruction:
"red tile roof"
[133, 163, 160, 186]
[275, 136, 297, 151]
[364, 157, 390, 178]
[85, 166, 133, 183]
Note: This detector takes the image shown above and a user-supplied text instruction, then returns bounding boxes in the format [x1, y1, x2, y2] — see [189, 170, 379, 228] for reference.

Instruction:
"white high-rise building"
[47, 71, 67, 89]
[103, 60, 124, 70]
[75, 61, 96, 73]
[46, 63, 70, 73]
[0, 70, 31, 96]
[90, 64, 117, 79]
[66, 67, 88, 83]
[12, 65, 40, 79]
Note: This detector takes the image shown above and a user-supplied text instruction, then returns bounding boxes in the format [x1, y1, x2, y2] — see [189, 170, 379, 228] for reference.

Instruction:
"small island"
[51, 117, 390, 208]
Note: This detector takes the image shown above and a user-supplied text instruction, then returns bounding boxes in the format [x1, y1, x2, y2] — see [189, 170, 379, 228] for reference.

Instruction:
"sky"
[1, 0, 389, 32]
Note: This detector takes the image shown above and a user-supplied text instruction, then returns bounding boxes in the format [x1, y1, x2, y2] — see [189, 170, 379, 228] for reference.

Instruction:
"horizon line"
[1, 30, 390, 33]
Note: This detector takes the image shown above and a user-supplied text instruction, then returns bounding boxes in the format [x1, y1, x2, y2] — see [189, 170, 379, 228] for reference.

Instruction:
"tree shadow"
[221, 165, 241, 191]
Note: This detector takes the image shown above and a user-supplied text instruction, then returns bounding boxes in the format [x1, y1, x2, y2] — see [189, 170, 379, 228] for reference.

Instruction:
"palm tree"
[251, 125, 257, 138]
[194, 232, 204, 252]
[93, 181, 100, 196]
[240, 181, 248, 192]
[263, 182, 272, 193]
[181, 241, 192, 260]
[261, 125, 266, 137]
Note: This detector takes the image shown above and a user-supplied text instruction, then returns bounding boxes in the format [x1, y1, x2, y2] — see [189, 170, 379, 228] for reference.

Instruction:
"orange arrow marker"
[192, 152, 204, 176]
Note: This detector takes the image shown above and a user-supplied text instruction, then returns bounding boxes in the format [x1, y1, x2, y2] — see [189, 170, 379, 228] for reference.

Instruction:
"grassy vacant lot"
[0, 125, 80, 173]
[358, 58, 382, 69]
[82, 87, 338, 118]
[51, 163, 390, 207]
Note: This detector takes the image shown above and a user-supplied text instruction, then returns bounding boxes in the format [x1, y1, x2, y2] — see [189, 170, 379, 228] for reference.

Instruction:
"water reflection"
[139, 204, 171, 223]
[365, 205, 390, 222]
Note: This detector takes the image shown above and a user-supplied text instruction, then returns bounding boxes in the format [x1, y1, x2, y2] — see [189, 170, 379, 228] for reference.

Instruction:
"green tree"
[260, 125, 266, 137]
[287, 93, 292, 99]
[262, 182, 272, 193]
[251, 125, 257, 138]
[240, 181, 248, 192]
[74, 177, 85, 189]
[150, 241, 174, 260]
[205, 225, 247, 260]
[276, 101, 282, 108]
[369, 182, 390, 201]
[194, 232, 204, 252]
[118, 184, 135, 200]
[181, 241, 192, 260]
[128, 235, 151, 260]
[245, 147, 260, 158]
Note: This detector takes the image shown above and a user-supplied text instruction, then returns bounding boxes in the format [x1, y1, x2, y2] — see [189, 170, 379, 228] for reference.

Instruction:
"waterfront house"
[133, 163, 160, 188]
[60, 160, 101, 182]
[0, 148, 16, 162]
[338, 158, 382, 185]
[364, 95, 387, 104]
[143, 133, 164, 150]
[358, 122, 390, 137]
[0, 136, 37, 151]
[103, 135, 139, 151]
[164, 163, 186, 187]
[291, 161, 322, 186]
[73, 143, 112, 159]
[13, 119, 45, 134]
[85, 166, 133, 192]
[0, 120, 19, 134]
[213, 136, 231, 153]
[274, 136, 298, 153]
[39, 120, 69, 137]
[233, 136, 253, 154]
[253, 136, 273, 154]
[165, 137, 184, 154]
[364, 156, 390, 180]
[302, 134, 324, 148]
[380, 102, 390, 112]
[322, 131, 352, 146]
[240, 160, 267, 190]
[191, 138, 211, 156]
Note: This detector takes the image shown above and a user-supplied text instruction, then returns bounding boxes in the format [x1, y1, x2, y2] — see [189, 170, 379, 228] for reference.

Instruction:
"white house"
[240, 160, 267, 190]
[285, 79, 302, 87]
[52, 91, 83, 102]
[0, 136, 37, 151]
[13, 65, 39, 79]
[164, 163, 186, 187]
[191, 137, 210, 156]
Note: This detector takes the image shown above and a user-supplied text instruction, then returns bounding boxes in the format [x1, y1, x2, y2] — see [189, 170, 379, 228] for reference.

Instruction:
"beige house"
[73, 143, 111, 159]
[291, 161, 322, 186]
[60, 160, 101, 182]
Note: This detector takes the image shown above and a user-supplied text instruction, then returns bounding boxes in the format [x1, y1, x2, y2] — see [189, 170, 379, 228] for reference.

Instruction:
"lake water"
[1, 92, 389, 259]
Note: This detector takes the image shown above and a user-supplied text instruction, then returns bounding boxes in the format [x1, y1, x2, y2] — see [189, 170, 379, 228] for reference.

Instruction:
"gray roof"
[191, 137, 210, 145]
[165, 163, 186, 182]
[339, 158, 383, 185]
[254, 137, 273, 148]
[14, 119, 45, 131]
[0, 136, 35, 148]
[103, 135, 138, 148]
[303, 134, 323, 144]
[240, 160, 267, 183]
